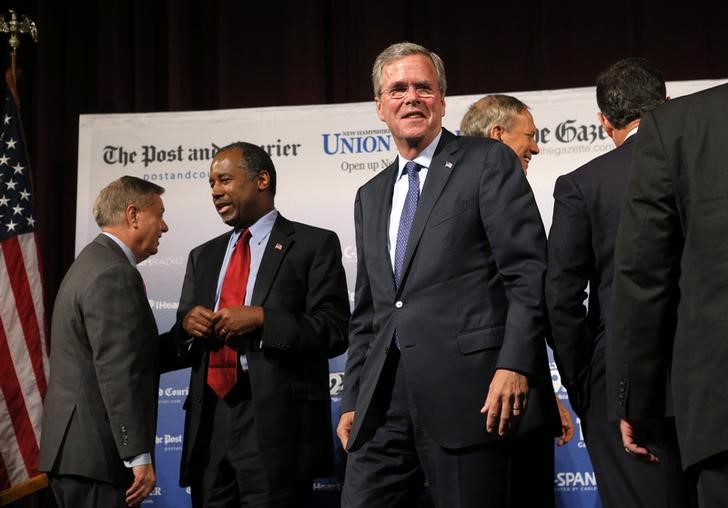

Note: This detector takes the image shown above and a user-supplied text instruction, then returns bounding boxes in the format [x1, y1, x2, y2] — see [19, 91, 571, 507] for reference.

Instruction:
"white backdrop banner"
[76, 79, 725, 507]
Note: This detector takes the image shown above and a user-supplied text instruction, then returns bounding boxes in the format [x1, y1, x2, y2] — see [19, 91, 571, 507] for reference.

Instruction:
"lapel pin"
[445, 161, 453, 169]
[274, 243, 284, 251]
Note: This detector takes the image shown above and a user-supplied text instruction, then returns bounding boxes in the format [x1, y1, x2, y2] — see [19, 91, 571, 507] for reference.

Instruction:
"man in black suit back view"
[546, 58, 692, 507]
[610, 79, 728, 507]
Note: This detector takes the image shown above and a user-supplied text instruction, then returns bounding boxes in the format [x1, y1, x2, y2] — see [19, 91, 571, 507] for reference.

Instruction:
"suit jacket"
[39, 234, 160, 486]
[545, 136, 635, 416]
[342, 129, 558, 450]
[609, 83, 728, 468]
[174, 214, 349, 486]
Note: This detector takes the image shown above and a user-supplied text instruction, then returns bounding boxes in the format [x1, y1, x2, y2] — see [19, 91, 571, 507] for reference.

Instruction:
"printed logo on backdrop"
[158, 383, 188, 405]
[550, 361, 569, 400]
[329, 371, 344, 399]
[534, 119, 613, 157]
[101, 139, 302, 182]
[322, 129, 394, 173]
[156, 433, 184, 453]
[138, 255, 185, 279]
[139, 255, 185, 268]
[147, 299, 179, 312]
[342, 245, 357, 265]
[554, 470, 598, 493]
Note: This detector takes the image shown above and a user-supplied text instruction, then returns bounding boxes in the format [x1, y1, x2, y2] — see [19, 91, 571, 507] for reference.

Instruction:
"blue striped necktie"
[394, 160, 421, 287]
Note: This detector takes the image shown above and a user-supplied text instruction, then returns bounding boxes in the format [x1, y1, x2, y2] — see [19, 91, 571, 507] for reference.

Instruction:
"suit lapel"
[250, 215, 294, 306]
[376, 162, 398, 285]
[397, 130, 462, 294]
[202, 234, 231, 308]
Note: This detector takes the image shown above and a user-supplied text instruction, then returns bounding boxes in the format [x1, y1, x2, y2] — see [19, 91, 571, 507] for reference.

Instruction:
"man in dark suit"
[173, 141, 349, 507]
[461, 93, 575, 448]
[39, 176, 169, 508]
[610, 82, 728, 507]
[546, 58, 691, 506]
[338, 42, 558, 508]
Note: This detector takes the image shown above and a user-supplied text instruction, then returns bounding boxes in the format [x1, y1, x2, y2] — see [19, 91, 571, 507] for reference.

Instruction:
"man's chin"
[219, 213, 236, 226]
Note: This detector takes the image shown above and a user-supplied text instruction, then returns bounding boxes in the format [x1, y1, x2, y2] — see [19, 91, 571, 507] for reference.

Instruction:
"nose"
[161, 219, 169, 233]
[531, 140, 540, 155]
[403, 84, 421, 102]
[211, 179, 224, 198]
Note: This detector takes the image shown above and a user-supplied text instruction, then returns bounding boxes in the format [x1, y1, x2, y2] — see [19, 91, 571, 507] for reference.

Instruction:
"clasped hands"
[182, 304, 263, 345]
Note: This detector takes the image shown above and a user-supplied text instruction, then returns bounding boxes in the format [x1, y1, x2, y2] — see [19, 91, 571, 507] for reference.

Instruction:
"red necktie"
[207, 229, 251, 399]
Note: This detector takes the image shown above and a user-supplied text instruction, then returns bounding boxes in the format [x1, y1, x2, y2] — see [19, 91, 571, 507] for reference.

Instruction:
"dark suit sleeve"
[82, 263, 157, 460]
[545, 175, 594, 413]
[164, 249, 204, 367]
[609, 111, 682, 419]
[341, 190, 373, 413]
[261, 230, 350, 358]
[479, 142, 548, 376]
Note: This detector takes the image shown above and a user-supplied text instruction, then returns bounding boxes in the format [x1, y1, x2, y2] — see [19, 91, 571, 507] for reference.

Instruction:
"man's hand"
[620, 418, 661, 464]
[213, 305, 264, 340]
[481, 369, 529, 436]
[125, 463, 155, 506]
[337, 411, 355, 450]
[182, 305, 217, 338]
[556, 398, 575, 446]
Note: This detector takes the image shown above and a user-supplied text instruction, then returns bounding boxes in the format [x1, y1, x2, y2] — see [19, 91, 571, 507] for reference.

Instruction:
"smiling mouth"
[401, 111, 425, 119]
[215, 202, 232, 215]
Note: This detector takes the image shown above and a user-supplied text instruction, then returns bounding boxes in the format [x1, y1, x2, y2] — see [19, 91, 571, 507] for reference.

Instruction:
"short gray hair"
[460, 94, 529, 138]
[93, 176, 165, 227]
[372, 42, 447, 98]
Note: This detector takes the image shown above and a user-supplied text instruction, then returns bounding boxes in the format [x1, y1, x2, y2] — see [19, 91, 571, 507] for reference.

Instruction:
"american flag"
[0, 86, 49, 498]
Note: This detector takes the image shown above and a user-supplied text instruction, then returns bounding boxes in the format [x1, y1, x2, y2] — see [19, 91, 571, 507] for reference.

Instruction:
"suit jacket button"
[395, 301, 403, 308]
[384, 346, 389, 354]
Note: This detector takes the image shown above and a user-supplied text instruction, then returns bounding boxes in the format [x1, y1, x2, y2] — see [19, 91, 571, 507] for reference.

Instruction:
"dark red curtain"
[0, 0, 726, 311]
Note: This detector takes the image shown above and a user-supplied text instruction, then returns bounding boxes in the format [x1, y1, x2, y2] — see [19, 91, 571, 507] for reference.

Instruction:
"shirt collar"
[238, 208, 278, 245]
[397, 130, 442, 179]
[102, 232, 137, 265]
[625, 125, 639, 141]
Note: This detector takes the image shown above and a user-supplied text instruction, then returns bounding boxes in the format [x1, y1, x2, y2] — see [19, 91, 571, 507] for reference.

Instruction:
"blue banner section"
[148, 351, 603, 507]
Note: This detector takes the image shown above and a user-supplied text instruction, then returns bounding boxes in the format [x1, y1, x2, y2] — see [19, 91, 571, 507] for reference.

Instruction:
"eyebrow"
[388, 79, 434, 89]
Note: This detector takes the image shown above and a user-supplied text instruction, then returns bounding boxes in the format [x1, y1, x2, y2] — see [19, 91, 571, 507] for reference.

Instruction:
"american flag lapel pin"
[445, 161, 453, 169]
[274, 243, 284, 251]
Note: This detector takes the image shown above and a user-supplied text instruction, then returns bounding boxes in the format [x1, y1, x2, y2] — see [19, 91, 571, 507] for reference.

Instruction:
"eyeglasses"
[382, 83, 438, 100]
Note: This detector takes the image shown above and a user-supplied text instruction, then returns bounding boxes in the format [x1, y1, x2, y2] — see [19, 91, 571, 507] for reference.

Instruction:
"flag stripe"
[0, 448, 10, 490]
[0, 318, 36, 482]
[3, 235, 46, 396]
[27, 233, 50, 358]
[0, 386, 26, 489]
[0, 238, 45, 452]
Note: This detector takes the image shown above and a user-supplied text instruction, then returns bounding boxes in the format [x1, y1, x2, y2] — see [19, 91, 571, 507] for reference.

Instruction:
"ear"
[126, 204, 140, 228]
[440, 96, 446, 117]
[597, 112, 615, 138]
[489, 125, 504, 141]
[256, 170, 271, 191]
[375, 96, 385, 122]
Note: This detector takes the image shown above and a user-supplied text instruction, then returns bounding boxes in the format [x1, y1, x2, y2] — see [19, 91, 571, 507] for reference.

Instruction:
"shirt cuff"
[123, 452, 152, 468]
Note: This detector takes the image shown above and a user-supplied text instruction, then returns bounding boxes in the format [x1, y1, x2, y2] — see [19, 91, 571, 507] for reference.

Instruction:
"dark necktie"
[207, 229, 251, 399]
[394, 160, 421, 287]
